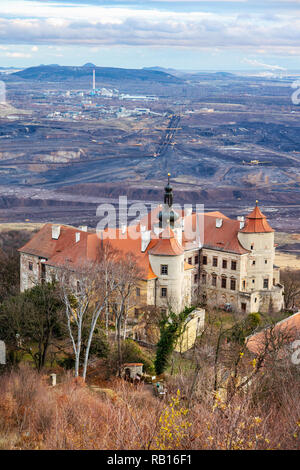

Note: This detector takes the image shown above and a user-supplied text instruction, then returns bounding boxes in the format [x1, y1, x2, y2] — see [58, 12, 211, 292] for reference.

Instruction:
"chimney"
[216, 218, 223, 228]
[79, 225, 87, 232]
[141, 230, 151, 252]
[237, 216, 245, 230]
[75, 232, 80, 243]
[52, 225, 61, 239]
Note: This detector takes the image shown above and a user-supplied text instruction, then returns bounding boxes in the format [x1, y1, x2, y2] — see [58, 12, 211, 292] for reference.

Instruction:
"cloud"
[4, 51, 32, 58]
[0, 1, 299, 57]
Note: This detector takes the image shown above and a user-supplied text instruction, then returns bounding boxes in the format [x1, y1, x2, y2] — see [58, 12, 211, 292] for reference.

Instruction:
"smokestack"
[93, 69, 95, 91]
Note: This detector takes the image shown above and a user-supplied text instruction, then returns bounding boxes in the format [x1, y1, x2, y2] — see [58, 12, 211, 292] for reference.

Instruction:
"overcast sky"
[0, 0, 300, 70]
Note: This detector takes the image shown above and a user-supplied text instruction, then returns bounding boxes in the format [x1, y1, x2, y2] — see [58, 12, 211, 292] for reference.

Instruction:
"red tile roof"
[101, 226, 158, 280]
[247, 312, 300, 356]
[20, 202, 265, 281]
[182, 212, 248, 255]
[240, 205, 274, 233]
[18, 224, 90, 260]
[149, 226, 184, 256]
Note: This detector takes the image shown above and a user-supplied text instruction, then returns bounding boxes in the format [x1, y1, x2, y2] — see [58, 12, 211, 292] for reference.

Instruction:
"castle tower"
[237, 202, 283, 312]
[148, 225, 188, 313]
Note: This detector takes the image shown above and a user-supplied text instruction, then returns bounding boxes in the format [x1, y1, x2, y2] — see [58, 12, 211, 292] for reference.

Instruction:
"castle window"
[194, 255, 199, 265]
[213, 257, 218, 267]
[28, 262, 33, 271]
[222, 259, 227, 269]
[161, 287, 167, 298]
[252, 260, 256, 265]
[241, 303, 246, 313]
[263, 279, 269, 289]
[202, 255, 207, 265]
[252, 279, 255, 284]
[188, 257, 192, 265]
[136, 287, 141, 297]
[251, 244, 254, 250]
[76, 280, 80, 293]
[230, 279, 236, 291]
[231, 261, 237, 270]
[265, 260, 268, 264]
[212, 275, 217, 287]
[161, 264, 168, 275]
[242, 280, 246, 289]
[202, 274, 206, 284]
[194, 274, 198, 284]
[221, 277, 227, 289]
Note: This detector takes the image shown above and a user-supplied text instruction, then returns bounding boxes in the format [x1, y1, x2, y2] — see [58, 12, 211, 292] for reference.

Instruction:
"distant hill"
[143, 66, 179, 74]
[12, 65, 183, 83]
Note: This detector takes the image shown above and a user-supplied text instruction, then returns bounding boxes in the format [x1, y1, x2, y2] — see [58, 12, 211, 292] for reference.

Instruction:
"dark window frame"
[161, 287, 167, 298]
[161, 264, 168, 275]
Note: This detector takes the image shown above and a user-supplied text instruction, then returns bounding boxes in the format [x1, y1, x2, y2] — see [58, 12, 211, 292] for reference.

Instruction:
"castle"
[19, 180, 284, 315]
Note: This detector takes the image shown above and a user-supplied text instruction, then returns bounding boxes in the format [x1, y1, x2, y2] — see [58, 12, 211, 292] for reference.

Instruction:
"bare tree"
[58, 243, 118, 380]
[281, 268, 300, 310]
[111, 253, 142, 376]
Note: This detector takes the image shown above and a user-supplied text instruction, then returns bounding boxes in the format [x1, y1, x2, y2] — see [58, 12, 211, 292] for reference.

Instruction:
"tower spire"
[158, 174, 179, 228]
[164, 173, 173, 207]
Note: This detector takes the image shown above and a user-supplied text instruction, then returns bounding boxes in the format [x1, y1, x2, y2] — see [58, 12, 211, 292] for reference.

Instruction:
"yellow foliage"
[152, 390, 191, 450]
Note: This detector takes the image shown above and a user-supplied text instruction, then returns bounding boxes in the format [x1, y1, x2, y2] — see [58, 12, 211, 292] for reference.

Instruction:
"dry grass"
[275, 252, 300, 270]
[0, 361, 299, 450]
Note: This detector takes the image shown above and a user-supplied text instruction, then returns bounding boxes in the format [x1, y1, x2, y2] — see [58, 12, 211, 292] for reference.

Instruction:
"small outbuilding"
[121, 363, 143, 380]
